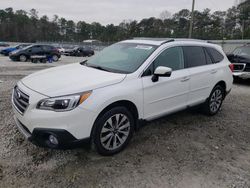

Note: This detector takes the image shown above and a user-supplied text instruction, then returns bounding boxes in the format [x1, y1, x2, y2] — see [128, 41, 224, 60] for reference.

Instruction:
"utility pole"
[241, 20, 245, 40]
[189, 0, 195, 38]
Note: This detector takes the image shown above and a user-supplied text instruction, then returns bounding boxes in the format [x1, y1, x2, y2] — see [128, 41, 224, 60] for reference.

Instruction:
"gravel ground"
[0, 55, 250, 188]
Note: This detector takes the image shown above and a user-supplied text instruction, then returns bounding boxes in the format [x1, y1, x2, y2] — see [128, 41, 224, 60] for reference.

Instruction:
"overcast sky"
[1, 0, 236, 25]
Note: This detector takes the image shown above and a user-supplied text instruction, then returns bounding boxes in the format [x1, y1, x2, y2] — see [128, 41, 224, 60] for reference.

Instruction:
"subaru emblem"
[17, 90, 21, 99]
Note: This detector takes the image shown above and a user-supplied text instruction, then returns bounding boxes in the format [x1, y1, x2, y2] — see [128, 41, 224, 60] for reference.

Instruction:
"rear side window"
[42, 45, 53, 51]
[206, 47, 224, 63]
[183, 46, 207, 68]
[31, 46, 42, 53]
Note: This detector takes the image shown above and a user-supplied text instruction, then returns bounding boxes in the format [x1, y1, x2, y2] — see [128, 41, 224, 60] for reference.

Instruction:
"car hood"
[6, 48, 16, 52]
[227, 53, 250, 64]
[21, 63, 126, 97]
[10, 49, 22, 55]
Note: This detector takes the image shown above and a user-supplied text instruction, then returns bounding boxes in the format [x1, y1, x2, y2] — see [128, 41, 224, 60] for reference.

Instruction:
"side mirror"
[152, 66, 172, 82]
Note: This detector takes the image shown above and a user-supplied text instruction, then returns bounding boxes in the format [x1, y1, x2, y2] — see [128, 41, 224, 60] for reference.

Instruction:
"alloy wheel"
[209, 89, 223, 113]
[19, 55, 27, 62]
[52, 55, 59, 61]
[100, 113, 130, 151]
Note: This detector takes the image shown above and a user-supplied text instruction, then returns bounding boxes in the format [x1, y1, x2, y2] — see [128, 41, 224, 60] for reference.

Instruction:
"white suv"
[12, 39, 233, 155]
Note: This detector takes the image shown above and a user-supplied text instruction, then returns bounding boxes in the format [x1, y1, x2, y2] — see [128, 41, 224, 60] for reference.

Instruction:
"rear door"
[183, 46, 215, 106]
[41, 45, 53, 57]
[30, 45, 43, 56]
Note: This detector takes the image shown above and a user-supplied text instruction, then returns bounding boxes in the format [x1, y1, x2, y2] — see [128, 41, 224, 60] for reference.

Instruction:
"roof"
[121, 38, 208, 46]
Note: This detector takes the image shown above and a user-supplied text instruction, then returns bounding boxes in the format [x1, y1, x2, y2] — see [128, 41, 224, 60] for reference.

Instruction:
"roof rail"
[132, 37, 208, 45]
[133, 37, 174, 45]
[161, 39, 175, 45]
[173, 38, 208, 43]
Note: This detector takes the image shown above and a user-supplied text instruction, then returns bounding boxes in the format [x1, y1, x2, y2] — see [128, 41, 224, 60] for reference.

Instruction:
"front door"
[142, 46, 190, 120]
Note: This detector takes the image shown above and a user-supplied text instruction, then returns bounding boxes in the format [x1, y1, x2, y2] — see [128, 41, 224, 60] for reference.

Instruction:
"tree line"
[0, 0, 249, 43]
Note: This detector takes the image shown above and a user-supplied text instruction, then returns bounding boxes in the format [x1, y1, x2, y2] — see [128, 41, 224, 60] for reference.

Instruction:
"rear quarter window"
[206, 47, 224, 63]
[203, 48, 213, 64]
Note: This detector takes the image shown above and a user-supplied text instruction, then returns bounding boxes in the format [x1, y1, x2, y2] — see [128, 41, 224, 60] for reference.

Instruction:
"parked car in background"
[0, 42, 9, 47]
[0, 42, 9, 51]
[64, 46, 94, 57]
[227, 45, 250, 78]
[56, 47, 65, 54]
[0, 44, 31, 56]
[9, 44, 61, 62]
[12, 38, 233, 155]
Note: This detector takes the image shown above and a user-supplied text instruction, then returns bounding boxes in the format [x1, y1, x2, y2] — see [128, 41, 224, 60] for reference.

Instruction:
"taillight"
[229, 64, 234, 72]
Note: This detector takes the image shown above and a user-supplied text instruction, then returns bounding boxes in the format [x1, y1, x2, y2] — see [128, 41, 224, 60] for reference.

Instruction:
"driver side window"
[154, 46, 184, 71]
[143, 47, 184, 76]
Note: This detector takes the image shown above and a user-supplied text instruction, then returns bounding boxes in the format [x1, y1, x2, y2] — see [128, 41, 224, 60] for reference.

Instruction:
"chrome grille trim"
[12, 86, 30, 115]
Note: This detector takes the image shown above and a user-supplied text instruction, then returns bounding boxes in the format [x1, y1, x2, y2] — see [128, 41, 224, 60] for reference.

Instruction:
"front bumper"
[9, 55, 19, 61]
[0, 51, 8, 56]
[14, 116, 90, 148]
[12, 82, 97, 149]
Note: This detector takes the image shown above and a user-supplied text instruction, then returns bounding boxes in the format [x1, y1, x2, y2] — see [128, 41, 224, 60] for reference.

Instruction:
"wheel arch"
[90, 100, 139, 138]
[19, 54, 29, 60]
[212, 80, 227, 99]
[215, 80, 226, 92]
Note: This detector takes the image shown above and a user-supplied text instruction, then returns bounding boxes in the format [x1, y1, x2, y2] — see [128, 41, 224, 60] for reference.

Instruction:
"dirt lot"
[0, 55, 250, 188]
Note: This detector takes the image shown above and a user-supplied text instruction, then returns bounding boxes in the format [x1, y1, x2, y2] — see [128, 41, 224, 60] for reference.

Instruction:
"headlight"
[36, 91, 92, 112]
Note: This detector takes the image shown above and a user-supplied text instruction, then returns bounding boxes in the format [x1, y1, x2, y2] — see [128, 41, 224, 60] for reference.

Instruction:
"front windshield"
[233, 47, 250, 56]
[85, 43, 157, 73]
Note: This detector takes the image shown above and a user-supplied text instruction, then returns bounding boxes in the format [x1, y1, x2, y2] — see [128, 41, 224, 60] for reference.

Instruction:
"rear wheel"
[52, 55, 59, 62]
[93, 107, 135, 156]
[203, 85, 225, 116]
[19, 55, 27, 62]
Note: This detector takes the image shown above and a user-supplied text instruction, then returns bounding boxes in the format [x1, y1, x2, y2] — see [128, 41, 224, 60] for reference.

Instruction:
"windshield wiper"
[80, 60, 88, 65]
[88, 65, 111, 72]
[82, 62, 111, 72]
[80, 61, 127, 74]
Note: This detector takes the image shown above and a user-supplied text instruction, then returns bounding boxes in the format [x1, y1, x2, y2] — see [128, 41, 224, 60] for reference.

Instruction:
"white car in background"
[12, 38, 233, 155]
[55, 46, 65, 53]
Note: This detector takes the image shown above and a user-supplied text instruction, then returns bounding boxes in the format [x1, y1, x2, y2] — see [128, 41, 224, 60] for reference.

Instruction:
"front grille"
[12, 86, 29, 114]
[233, 63, 246, 72]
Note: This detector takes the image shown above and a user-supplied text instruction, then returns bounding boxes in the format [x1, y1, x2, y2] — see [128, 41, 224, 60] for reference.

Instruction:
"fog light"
[48, 135, 59, 145]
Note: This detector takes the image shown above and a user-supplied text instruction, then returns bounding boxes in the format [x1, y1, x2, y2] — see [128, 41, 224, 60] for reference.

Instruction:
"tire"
[52, 55, 59, 62]
[93, 106, 135, 156]
[203, 85, 225, 116]
[19, 55, 27, 62]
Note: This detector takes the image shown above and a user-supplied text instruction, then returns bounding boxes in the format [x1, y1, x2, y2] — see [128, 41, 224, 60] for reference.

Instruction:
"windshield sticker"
[135, 45, 153, 50]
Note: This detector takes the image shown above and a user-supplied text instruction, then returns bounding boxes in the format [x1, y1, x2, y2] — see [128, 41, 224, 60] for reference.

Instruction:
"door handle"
[181, 76, 190, 82]
[211, 69, 217, 74]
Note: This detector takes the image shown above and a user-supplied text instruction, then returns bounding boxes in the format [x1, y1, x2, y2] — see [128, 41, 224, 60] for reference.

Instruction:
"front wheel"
[203, 85, 225, 116]
[93, 107, 135, 156]
[19, 55, 27, 62]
